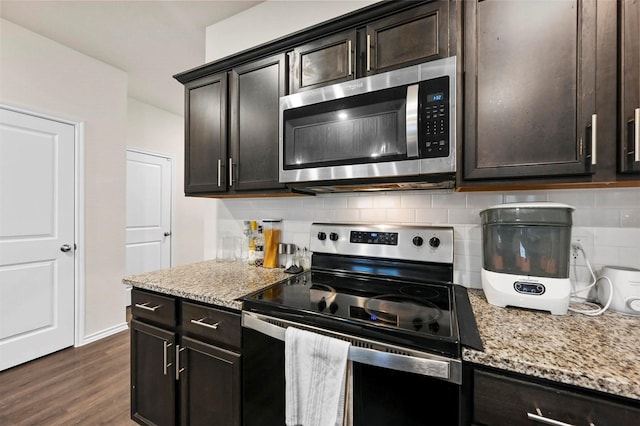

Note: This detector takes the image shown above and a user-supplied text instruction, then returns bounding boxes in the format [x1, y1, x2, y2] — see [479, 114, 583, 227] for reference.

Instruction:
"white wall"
[0, 19, 127, 340]
[205, 0, 381, 62]
[126, 98, 209, 267]
[0, 19, 211, 343]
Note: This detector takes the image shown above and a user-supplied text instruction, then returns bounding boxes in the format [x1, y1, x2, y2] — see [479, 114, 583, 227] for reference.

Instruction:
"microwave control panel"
[419, 76, 450, 158]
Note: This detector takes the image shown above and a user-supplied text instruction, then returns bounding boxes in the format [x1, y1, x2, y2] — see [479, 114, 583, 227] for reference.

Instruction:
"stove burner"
[399, 286, 441, 299]
[363, 294, 442, 331]
[309, 284, 337, 312]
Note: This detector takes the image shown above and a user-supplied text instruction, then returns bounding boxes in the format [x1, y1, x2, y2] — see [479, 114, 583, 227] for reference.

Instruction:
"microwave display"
[427, 92, 444, 102]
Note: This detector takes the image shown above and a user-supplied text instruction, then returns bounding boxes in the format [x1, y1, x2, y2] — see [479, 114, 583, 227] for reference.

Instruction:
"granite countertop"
[123, 261, 640, 402]
[123, 259, 292, 311]
[464, 289, 640, 402]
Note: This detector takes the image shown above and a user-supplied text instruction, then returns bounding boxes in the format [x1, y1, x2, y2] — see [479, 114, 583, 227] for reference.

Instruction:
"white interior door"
[125, 150, 172, 305]
[0, 107, 75, 371]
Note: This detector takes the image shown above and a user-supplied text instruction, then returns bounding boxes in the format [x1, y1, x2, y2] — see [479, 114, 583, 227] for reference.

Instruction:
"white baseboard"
[77, 322, 129, 347]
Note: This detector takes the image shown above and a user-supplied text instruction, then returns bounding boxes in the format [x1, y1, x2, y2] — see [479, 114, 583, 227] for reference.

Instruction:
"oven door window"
[282, 86, 408, 170]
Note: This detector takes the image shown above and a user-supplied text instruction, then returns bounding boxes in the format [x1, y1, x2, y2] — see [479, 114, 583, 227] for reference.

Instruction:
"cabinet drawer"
[473, 369, 640, 426]
[131, 289, 177, 328]
[181, 301, 241, 350]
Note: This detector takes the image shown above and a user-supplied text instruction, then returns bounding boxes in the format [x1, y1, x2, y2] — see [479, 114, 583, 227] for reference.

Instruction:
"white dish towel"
[285, 327, 352, 426]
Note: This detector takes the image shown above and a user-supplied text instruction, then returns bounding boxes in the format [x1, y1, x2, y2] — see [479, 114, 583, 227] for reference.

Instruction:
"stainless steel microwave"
[279, 56, 456, 193]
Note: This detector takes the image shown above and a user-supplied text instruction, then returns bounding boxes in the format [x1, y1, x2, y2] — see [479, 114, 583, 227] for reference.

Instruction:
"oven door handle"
[242, 312, 461, 384]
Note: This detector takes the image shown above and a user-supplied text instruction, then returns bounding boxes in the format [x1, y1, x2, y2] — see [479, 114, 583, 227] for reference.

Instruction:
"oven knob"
[318, 298, 327, 312]
[412, 236, 424, 247]
[329, 302, 339, 314]
[329, 232, 339, 241]
[429, 237, 441, 248]
[317, 232, 327, 241]
[412, 318, 423, 330]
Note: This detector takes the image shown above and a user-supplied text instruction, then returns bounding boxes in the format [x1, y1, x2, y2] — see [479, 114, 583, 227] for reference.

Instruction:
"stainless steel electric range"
[241, 223, 483, 426]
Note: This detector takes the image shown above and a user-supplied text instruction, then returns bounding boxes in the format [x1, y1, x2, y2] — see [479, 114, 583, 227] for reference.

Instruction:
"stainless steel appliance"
[480, 203, 575, 315]
[278, 57, 457, 193]
[241, 223, 482, 426]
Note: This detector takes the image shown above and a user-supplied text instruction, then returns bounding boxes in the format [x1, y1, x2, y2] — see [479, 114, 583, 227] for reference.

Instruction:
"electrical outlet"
[571, 243, 581, 259]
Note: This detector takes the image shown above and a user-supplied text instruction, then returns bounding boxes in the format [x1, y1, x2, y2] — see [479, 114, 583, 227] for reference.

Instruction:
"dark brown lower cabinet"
[131, 320, 177, 426]
[472, 367, 640, 426]
[131, 289, 242, 426]
[179, 336, 241, 426]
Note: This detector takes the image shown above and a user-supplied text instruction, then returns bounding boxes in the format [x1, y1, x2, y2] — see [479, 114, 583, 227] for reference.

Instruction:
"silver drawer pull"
[591, 113, 597, 165]
[526, 408, 575, 426]
[163, 341, 173, 376]
[191, 318, 220, 330]
[634, 107, 639, 162]
[175, 345, 185, 380]
[135, 302, 161, 312]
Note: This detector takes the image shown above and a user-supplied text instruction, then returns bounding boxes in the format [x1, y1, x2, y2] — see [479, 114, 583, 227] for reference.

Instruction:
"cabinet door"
[130, 320, 176, 426]
[179, 336, 241, 426]
[184, 72, 228, 194]
[289, 30, 356, 94]
[620, 0, 640, 173]
[463, 0, 597, 180]
[364, 1, 449, 76]
[229, 54, 286, 192]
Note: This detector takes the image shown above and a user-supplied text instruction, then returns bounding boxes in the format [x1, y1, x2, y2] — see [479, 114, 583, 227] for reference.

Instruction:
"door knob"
[60, 244, 72, 252]
[164, 232, 172, 237]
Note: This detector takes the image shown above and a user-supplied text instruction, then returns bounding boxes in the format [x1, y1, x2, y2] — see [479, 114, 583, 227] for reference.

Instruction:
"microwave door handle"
[406, 84, 419, 158]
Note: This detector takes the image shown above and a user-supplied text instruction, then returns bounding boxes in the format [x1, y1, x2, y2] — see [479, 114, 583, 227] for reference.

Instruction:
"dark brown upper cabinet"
[229, 53, 287, 192]
[184, 72, 228, 195]
[289, 30, 356, 93]
[620, 0, 640, 174]
[363, 0, 450, 76]
[288, 1, 452, 94]
[463, 0, 600, 181]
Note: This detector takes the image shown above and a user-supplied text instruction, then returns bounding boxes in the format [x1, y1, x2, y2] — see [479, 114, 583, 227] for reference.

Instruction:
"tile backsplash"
[214, 187, 640, 290]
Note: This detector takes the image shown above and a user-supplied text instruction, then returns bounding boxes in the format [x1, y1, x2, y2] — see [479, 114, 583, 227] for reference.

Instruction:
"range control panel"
[310, 223, 453, 264]
[350, 231, 398, 245]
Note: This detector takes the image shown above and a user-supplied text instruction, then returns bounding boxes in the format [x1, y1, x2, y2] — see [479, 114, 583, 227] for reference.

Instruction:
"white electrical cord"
[568, 243, 613, 316]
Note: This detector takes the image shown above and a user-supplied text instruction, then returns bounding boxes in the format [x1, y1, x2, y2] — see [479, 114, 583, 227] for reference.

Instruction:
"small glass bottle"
[247, 220, 257, 266]
[254, 225, 264, 267]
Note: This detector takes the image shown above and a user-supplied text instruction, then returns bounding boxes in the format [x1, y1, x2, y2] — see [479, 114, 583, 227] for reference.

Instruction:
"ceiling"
[0, 0, 263, 116]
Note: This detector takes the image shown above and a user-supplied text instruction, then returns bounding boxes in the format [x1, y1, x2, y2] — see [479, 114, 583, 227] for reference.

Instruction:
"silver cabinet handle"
[190, 318, 220, 330]
[634, 108, 639, 162]
[405, 84, 419, 158]
[366, 34, 371, 72]
[134, 302, 160, 312]
[348, 40, 352, 76]
[527, 408, 574, 426]
[228, 157, 233, 187]
[591, 113, 597, 165]
[60, 244, 72, 252]
[217, 158, 222, 187]
[175, 344, 185, 380]
[163, 340, 173, 376]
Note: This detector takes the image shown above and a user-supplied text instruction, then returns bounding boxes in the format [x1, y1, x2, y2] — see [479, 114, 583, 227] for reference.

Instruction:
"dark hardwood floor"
[0, 314, 135, 425]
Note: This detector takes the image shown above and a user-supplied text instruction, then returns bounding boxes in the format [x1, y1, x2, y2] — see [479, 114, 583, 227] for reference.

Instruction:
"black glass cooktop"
[242, 270, 462, 357]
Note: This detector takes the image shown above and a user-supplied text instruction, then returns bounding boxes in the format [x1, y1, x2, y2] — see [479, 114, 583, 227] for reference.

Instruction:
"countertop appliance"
[278, 56, 456, 194]
[597, 265, 640, 316]
[241, 223, 482, 426]
[480, 203, 575, 315]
